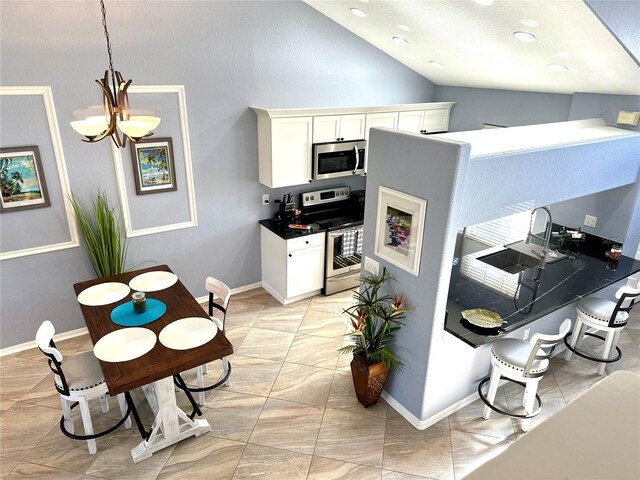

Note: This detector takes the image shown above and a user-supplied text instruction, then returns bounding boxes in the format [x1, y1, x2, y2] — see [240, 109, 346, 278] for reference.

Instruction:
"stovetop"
[303, 213, 363, 231]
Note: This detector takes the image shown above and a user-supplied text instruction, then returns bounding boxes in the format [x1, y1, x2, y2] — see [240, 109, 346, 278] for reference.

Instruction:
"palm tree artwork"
[131, 138, 176, 194]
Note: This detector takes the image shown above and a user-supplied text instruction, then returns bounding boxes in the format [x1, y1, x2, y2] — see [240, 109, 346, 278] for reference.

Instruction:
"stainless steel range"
[300, 186, 365, 295]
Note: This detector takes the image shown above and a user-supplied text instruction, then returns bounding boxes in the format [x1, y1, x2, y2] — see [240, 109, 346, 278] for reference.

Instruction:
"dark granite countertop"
[445, 233, 640, 348]
[259, 218, 323, 240]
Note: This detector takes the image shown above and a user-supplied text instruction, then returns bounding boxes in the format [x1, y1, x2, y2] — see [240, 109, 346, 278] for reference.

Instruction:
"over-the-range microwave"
[312, 140, 366, 180]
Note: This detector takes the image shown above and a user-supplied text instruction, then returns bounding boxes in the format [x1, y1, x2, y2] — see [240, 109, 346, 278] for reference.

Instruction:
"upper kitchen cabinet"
[364, 112, 399, 141]
[313, 114, 366, 143]
[398, 107, 451, 134]
[253, 110, 313, 188]
[252, 103, 455, 188]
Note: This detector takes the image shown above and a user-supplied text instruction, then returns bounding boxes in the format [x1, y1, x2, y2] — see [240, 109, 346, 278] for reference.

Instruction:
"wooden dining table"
[73, 264, 233, 462]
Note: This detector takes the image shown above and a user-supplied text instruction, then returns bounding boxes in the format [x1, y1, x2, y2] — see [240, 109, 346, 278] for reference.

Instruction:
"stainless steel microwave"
[312, 140, 366, 180]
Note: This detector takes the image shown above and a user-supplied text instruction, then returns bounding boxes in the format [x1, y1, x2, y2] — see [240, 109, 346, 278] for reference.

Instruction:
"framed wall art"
[374, 186, 427, 276]
[0, 146, 50, 213]
[130, 137, 177, 195]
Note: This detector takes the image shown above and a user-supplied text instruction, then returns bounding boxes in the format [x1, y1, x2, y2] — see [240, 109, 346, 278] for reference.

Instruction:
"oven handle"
[353, 146, 359, 175]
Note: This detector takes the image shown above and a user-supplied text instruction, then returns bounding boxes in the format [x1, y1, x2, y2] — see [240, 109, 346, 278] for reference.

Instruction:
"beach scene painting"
[131, 138, 177, 195]
[0, 146, 49, 212]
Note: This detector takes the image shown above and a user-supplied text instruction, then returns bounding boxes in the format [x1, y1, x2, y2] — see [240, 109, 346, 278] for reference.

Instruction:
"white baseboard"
[2, 281, 265, 356]
[0, 326, 89, 357]
[382, 389, 480, 430]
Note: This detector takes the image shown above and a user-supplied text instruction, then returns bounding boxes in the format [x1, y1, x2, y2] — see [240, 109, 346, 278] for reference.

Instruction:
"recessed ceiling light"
[513, 31, 536, 42]
[473, 0, 494, 5]
[398, 24, 411, 31]
[350, 8, 367, 17]
[548, 63, 569, 72]
[429, 61, 444, 69]
[556, 51, 572, 59]
[521, 19, 539, 28]
[392, 36, 409, 46]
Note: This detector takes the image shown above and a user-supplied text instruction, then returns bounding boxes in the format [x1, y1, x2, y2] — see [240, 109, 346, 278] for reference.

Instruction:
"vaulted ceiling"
[304, 0, 640, 95]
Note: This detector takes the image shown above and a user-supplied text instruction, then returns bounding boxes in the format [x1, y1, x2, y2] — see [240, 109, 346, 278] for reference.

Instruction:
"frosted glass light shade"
[118, 116, 161, 139]
[70, 116, 108, 137]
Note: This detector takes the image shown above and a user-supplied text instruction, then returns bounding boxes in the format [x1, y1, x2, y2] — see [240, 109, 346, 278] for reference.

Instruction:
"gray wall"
[569, 92, 640, 131]
[433, 86, 574, 132]
[0, 0, 435, 348]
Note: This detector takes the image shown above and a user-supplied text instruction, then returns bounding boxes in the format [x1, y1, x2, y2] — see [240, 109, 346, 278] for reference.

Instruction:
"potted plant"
[340, 268, 416, 407]
[70, 192, 128, 278]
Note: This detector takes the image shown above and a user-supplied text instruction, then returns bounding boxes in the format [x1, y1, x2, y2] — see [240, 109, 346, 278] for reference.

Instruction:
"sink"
[478, 249, 541, 274]
[505, 240, 567, 264]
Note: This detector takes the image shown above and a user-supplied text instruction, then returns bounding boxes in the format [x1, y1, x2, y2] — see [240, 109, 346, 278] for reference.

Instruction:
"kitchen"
[1, 0, 640, 479]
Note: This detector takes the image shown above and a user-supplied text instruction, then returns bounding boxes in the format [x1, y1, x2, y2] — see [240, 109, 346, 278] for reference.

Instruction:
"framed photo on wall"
[374, 186, 427, 276]
[0, 146, 50, 213]
[130, 137, 177, 195]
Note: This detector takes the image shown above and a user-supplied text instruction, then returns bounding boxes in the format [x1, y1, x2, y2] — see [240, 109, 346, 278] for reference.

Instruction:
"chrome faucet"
[527, 206, 553, 260]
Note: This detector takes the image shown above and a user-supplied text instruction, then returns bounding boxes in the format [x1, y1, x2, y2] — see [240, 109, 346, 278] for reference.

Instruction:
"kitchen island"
[446, 230, 640, 348]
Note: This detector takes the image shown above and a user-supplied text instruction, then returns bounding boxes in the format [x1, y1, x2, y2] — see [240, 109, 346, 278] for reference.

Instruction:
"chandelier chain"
[100, 0, 116, 82]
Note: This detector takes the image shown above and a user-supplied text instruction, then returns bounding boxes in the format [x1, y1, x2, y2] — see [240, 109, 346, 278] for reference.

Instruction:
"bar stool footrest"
[60, 400, 132, 441]
[478, 376, 542, 419]
[563, 331, 622, 364]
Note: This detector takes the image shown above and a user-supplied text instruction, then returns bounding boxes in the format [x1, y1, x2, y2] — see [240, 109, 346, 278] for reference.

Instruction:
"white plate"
[159, 317, 218, 350]
[77, 282, 131, 306]
[93, 327, 157, 363]
[129, 271, 178, 292]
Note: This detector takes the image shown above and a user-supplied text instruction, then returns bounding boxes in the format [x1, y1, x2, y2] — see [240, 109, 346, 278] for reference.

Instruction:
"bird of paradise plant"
[340, 268, 416, 372]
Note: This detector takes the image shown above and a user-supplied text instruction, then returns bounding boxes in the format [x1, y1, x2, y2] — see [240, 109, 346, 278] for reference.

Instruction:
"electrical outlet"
[262, 194, 270, 206]
[363, 256, 379, 275]
[617, 110, 640, 126]
[584, 214, 597, 228]
[523, 328, 530, 340]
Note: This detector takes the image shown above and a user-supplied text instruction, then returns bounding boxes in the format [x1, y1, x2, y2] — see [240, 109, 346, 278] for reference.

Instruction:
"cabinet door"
[422, 109, 449, 133]
[271, 117, 312, 188]
[287, 246, 324, 298]
[365, 112, 398, 141]
[313, 116, 341, 143]
[397, 111, 425, 133]
[339, 114, 366, 140]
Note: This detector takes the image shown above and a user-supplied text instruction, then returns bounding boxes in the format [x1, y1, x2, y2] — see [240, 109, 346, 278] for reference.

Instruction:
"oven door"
[313, 141, 366, 180]
[326, 226, 363, 278]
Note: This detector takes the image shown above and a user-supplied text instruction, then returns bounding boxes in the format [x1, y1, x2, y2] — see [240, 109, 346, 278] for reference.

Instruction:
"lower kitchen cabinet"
[260, 226, 326, 304]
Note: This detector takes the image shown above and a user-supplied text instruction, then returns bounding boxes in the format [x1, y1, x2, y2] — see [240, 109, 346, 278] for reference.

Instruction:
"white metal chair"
[564, 286, 640, 375]
[479, 319, 571, 432]
[174, 277, 232, 406]
[36, 321, 132, 454]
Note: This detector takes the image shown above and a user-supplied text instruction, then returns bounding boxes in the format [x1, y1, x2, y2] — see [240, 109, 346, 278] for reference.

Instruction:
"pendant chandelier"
[71, 0, 160, 148]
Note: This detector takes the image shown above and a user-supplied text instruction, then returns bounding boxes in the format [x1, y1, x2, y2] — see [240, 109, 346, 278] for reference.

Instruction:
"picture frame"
[0, 146, 50, 213]
[374, 186, 427, 276]
[130, 137, 177, 195]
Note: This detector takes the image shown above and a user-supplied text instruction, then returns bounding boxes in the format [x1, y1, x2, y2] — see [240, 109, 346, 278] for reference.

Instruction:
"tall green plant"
[70, 192, 127, 278]
[339, 268, 416, 372]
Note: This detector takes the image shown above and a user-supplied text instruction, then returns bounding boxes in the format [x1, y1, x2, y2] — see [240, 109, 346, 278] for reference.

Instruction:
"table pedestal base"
[131, 376, 210, 463]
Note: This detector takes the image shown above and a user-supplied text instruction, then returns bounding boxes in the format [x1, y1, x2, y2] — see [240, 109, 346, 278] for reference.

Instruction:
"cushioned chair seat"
[55, 351, 106, 391]
[577, 297, 629, 325]
[491, 338, 549, 375]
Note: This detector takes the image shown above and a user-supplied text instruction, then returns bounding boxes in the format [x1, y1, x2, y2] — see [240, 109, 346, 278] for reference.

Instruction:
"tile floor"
[1, 287, 638, 479]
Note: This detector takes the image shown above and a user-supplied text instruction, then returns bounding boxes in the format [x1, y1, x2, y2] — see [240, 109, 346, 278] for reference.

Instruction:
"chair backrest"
[523, 319, 572, 378]
[609, 286, 640, 327]
[35, 321, 70, 395]
[205, 277, 231, 328]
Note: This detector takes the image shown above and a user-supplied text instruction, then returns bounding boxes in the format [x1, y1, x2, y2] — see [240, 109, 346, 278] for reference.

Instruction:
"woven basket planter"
[350, 353, 390, 408]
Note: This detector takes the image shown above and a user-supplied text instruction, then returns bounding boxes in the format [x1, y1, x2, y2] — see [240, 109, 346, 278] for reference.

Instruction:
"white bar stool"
[564, 286, 640, 375]
[36, 321, 132, 454]
[174, 276, 232, 406]
[479, 319, 571, 432]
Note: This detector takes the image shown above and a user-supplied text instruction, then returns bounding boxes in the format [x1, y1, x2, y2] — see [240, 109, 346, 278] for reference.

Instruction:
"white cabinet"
[261, 227, 325, 304]
[398, 109, 450, 134]
[313, 114, 366, 143]
[256, 116, 312, 188]
[364, 112, 399, 140]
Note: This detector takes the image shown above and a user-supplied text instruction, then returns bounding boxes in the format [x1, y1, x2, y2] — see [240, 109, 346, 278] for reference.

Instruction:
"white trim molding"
[0, 86, 80, 260]
[111, 85, 197, 238]
[0, 327, 88, 357]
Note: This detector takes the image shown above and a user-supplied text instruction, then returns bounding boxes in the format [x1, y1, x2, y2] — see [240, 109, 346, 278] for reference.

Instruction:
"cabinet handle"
[288, 254, 292, 257]
[305, 240, 309, 244]
[308, 179, 312, 183]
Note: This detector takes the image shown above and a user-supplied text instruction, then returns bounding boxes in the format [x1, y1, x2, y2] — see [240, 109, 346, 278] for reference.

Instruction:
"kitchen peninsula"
[446, 231, 640, 348]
